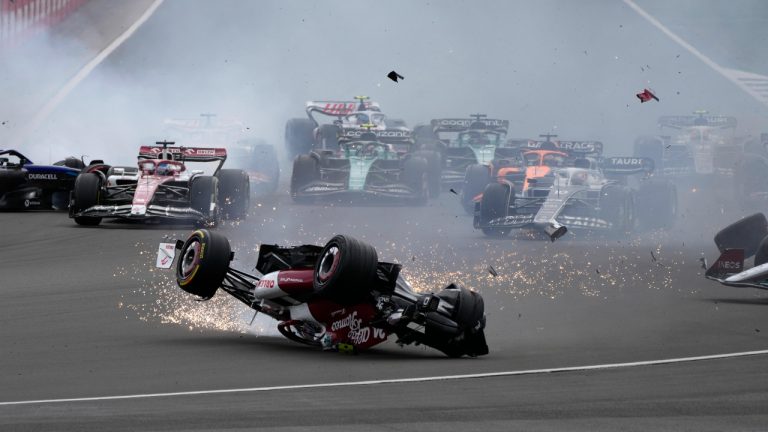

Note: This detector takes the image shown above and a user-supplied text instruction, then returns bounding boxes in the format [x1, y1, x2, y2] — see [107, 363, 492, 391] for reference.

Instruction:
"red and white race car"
[69, 142, 250, 227]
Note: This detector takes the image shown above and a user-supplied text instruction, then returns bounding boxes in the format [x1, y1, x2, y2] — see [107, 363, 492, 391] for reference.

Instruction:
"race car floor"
[1, 190, 767, 430]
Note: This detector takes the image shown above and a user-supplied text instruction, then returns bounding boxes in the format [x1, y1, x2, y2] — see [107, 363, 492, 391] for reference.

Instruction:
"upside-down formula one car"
[473, 156, 677, 240]
[290, 132, 431, 205]
[704, 212, 768, 290]
[0, 149, 108, 210]
[69, 142, 249, 226]
[161, 230, 489, 357]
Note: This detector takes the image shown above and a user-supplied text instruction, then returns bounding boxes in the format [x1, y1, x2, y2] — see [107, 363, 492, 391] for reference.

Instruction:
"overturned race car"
[704, 212, 768, 290]
[160, 230, 489, 357]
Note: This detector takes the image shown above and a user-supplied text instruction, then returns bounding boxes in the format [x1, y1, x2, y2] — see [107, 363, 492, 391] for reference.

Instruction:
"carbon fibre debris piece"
[387, 71, 404, 82]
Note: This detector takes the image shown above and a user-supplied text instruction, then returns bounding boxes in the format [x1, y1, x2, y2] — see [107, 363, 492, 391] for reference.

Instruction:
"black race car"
[0, 149, 107, 210]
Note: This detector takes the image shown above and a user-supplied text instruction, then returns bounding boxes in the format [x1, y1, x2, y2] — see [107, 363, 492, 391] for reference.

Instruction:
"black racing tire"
[636, 179, 677, 230]
[431, 284, 488, 358]
[634, 137, 664, 172]
[318, 124, 340, 151]
[175, 229, 231, 300]
[216, 169, 250, 220]
[461, 164, 490, 214]
[414, 150, 442, 198]
[190, 176, 219, 227]
[600, 185, 634, 233]
[479, 182, 512, 237]
[755, 235, 768, 267]
[714, 213, 768, 258]
[290, 154, 319, 201]
[402, 156, 429, 205]
[313, 234, 378, 304]
[285, 118, 316, 159]
[72, 173, 102, 226]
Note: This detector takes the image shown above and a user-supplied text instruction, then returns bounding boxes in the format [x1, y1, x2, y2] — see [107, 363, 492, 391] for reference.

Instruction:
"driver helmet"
[468, 131, 490, 146]
[355, 113, 370, 124]
[571, 170, 588, 185]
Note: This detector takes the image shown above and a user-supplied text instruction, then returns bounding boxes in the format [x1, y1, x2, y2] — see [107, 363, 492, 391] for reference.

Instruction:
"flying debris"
[487, 265, 498, 277]
[387, 70, 404, 82]
[449, 188, 459, 195]
[636, 88, 659, 103]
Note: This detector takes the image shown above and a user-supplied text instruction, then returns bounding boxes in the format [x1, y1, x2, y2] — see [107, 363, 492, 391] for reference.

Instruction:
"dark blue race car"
[0, 149, 108, 210]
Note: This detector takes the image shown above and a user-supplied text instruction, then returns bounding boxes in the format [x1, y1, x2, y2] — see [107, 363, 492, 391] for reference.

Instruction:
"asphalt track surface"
[3, 1, 768, 430]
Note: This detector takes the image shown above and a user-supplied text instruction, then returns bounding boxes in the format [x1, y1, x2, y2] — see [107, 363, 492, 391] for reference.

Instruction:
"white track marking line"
[1, 348, 767, 406]
[622, 0, 768, 108]
[9, 0, 165, 147]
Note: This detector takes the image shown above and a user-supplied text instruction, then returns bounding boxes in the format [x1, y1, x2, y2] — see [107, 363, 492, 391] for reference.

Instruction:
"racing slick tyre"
[479, 182, 513, 237]
[191, 176, 220, 228]
[216, 169, 250, 220]
[461, 164, 490, 214]
[72, 173, 102, 226]
[634, 137, 664, 172]
[403, 156, 429, 206]
[285, 118, 315, 159]
[636, 179, 677, 230]
[176, 229, 231, 300]
[290, 154, 319, 202]
[313, 234, 378, 304]
[318, 124, 340, 151]
[600, 185, 635, 233]
[714, 212, 768, 258]
[414, 150, 442, 198]
[429, 284, 488, 358]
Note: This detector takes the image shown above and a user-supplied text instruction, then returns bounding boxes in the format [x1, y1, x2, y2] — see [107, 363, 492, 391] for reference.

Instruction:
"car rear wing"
[138, 145, 227, 162]
[430, 118, 509, 134]
[511, 140, 603, 157]
[600, 156, 654, 175]
[339, 128, 412, 143]
[305, 100, 381, 117]
[658, 115, 737, 129]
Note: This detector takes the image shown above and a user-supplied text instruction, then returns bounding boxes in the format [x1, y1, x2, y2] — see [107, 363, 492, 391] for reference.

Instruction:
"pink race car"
[69, 142, 249, 227]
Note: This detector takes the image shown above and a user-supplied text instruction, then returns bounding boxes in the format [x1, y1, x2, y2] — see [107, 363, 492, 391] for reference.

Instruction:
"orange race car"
[462, 136, 602, 211]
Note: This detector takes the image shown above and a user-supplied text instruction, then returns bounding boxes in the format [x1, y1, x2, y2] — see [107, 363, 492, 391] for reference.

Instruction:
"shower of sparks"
[118, 225, 694, 334]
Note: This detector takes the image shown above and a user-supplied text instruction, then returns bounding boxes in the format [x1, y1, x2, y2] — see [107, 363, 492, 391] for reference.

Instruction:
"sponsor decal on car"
[608, 157, 644, 165]
[28, 173, 57, 180]
[257, 279, 275, 289]
[331, 311, 362, 331]
[343, 129, 410, 138]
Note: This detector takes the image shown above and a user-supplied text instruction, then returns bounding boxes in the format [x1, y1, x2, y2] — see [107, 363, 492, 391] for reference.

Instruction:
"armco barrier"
[0, 0, 88, 49]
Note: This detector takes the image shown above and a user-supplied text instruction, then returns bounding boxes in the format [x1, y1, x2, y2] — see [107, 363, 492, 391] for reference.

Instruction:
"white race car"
[473, 156, 677, 240]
